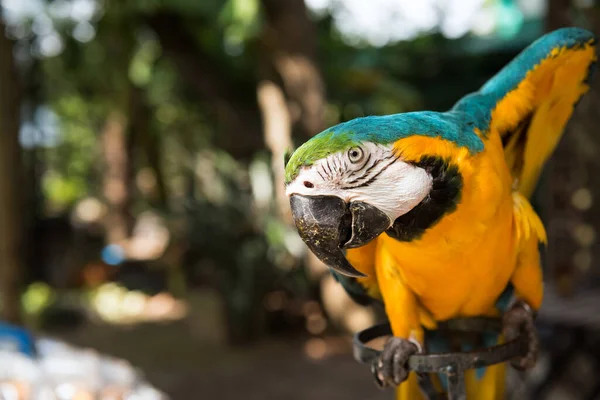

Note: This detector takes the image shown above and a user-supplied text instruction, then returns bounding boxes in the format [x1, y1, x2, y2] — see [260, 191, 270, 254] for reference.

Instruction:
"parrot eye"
[348, 147, 364, 163]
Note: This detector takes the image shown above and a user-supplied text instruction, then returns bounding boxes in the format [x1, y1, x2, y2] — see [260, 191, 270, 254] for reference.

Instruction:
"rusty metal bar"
[446, 365, 466, 400]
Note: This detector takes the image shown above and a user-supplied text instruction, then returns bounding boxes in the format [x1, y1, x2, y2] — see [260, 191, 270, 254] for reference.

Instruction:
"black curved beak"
[289, 194, 391, 278]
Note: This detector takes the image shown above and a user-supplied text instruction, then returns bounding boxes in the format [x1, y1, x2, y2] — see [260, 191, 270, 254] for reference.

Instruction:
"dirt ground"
[49, 319, 600, 400]
[52, 321, 389, 400]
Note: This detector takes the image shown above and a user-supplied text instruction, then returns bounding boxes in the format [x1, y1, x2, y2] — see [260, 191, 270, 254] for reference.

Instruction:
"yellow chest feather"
[380, 134, 519, 320]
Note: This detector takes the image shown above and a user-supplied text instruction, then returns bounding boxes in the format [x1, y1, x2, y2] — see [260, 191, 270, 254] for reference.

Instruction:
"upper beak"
[289, 194, 391, 277]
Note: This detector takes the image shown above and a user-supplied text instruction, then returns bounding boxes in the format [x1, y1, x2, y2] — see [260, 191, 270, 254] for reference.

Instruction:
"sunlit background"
[0, 0, 599, 399]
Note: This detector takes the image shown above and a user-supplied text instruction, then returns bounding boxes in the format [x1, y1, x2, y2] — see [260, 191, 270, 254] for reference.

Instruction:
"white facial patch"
[286, 143, 432, 223]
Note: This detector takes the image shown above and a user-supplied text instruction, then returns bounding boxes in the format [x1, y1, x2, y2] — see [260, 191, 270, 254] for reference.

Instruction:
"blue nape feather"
[325, 111, 484, 154]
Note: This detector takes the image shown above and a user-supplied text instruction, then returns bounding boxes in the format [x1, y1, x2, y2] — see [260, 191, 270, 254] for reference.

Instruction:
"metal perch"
[353, 318, 530, 400]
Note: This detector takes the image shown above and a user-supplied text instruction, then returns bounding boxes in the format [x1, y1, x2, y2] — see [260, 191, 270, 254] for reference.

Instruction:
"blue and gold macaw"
[284, 28, 597, 399]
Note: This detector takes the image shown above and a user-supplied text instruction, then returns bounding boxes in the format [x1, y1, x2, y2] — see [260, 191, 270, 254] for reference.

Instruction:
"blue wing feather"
[452, 27, 595, 136]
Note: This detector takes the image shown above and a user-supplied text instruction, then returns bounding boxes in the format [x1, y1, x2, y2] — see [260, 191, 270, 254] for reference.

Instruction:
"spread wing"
[456, 28, 597, 198]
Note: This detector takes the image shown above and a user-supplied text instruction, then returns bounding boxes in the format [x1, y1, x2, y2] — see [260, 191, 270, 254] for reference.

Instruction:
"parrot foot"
[502, 300, 538, 370]
[371, 336, 419, 389]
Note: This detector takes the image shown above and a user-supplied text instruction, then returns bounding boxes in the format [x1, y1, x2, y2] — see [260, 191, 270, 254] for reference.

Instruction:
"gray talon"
[371, 337, 418, 388]
[502, 300, 539, 370]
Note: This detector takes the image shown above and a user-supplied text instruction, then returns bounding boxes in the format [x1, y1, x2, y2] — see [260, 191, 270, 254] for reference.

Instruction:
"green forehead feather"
[284, 129, 360, 184]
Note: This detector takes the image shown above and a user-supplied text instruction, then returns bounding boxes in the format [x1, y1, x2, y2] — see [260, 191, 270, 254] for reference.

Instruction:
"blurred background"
[0, 0, 600, 399]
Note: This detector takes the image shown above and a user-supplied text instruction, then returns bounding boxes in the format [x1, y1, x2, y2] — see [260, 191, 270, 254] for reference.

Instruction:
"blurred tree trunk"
[258, 0, 325, 221]
[99, 12, 137, 246]
[102, 109, 135, 244]
[256, 81, 293, 221]
[0, 22, 24, 323]
[260, 0, 326, 138]
[546, 0, 573, 30]
[21, 53, 46, 286]
[141, 122, 168, 209]
[544, 1, 600, 294]
[126, 84, 168, 209]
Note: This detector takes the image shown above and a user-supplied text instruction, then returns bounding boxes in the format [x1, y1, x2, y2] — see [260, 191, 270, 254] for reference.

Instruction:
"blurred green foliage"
[3, 0, 545, 341]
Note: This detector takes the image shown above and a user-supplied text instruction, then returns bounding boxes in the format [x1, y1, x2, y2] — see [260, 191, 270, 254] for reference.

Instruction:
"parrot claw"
[371, 337, 419, 388]
[502, 300, 539, 371]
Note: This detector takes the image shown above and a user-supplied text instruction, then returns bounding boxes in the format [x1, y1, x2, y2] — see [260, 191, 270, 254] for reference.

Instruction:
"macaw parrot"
[284, 28, 597, 399]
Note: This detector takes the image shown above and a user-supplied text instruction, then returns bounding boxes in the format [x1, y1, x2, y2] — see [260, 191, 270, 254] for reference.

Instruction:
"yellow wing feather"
[512, 192, 547, 246]
[492, 40, 597, 198]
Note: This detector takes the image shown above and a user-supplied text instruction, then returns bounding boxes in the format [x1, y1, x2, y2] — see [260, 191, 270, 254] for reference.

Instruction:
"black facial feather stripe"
[349, 156, 399, 189]
[325, 159, 334, 177]
[361, 156, 378, 175]
[359, 153, 372, 173]
[341, 154, 399, 189]
[365, 153, 395, 175]
[345, 153, 396, 186]
[386, 156, 463, 242]
[346, 153, 373, 184]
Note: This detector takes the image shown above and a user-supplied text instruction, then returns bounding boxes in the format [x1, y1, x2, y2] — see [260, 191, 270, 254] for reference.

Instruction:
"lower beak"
[289, 194, 391, 277]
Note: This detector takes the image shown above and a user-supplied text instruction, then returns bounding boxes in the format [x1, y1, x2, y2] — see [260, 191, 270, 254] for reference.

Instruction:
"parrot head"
[284, 114, 467, 277]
